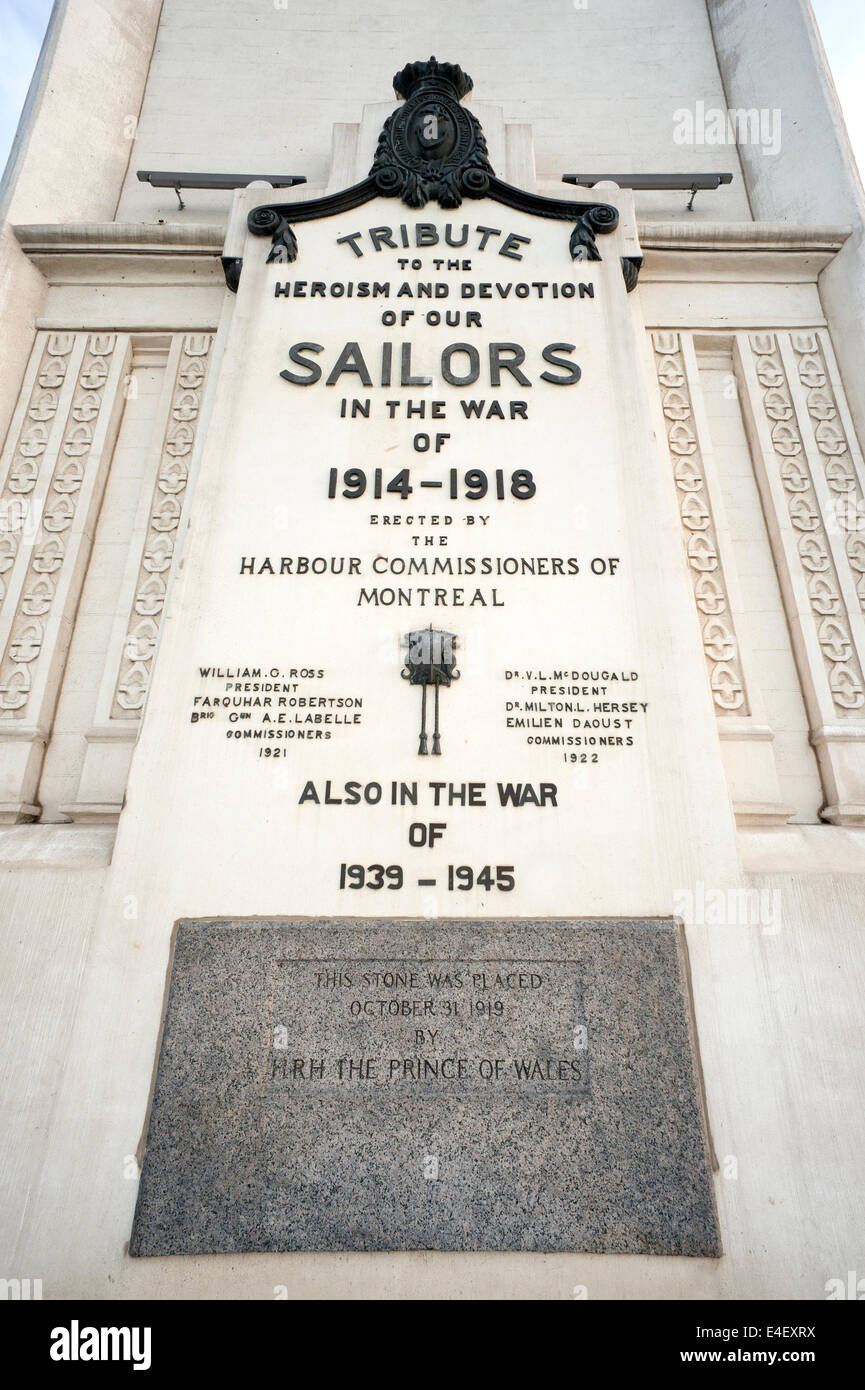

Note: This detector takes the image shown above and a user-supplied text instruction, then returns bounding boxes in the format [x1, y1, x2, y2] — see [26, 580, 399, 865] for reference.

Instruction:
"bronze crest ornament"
[241, 57, 639, 291]
[370, 57, 493, 209]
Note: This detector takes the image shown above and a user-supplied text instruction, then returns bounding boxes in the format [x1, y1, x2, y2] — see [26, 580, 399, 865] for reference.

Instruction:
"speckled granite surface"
[130, 919, 720, 1256]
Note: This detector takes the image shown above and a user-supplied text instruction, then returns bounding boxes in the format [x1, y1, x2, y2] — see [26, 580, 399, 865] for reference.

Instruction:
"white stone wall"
[116, 0, 751, 222]
[3, 840, 863, 1300]
[708, 0, 865, 467]
[0, 826, 113, 1270]
[0, 0, 162, 448]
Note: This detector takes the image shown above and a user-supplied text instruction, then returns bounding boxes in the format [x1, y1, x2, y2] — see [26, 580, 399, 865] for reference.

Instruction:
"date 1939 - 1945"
[338, 863, 515, 891]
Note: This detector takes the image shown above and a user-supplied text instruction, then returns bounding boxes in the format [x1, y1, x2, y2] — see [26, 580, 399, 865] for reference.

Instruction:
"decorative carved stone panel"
[111, 334, 213, 719]
[0, 335, 120, 720]
[747, 333, 865, 716]
[651, 332, 748, 716]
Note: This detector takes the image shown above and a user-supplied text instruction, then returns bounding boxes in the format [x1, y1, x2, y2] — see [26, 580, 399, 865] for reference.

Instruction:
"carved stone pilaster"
[652, 332, 748, 714]
[0, 333, 130, 822]
[0, 334, 76, 616]
[737, 331, 865, 824]
[59, 332, 214, 825]
[787, 330, 865, 612]
[111, 334, 212, 720]
[651, 331, 791, 826]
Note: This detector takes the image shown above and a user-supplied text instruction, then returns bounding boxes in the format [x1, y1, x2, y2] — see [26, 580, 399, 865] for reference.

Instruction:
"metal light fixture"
[563, 172, 733, 210]
[137, 170, 306, 211]
[402, 628, 460, 756]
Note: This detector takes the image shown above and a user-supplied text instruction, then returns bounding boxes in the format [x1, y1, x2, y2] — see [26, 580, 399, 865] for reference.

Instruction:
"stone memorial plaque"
[125, 69, 729, 1266]
[161, 180, 665, 924]
[130, 918, 721, 1256]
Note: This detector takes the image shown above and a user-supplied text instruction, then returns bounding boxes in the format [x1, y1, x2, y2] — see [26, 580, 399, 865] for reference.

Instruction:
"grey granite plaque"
[130, 920, 721, 1256]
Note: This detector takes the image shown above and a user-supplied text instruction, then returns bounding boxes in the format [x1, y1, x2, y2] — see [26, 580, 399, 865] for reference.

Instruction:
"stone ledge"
[0, 822, 115, 869]
[13, 218, 853, 261]
[739, 823, 865, 874]
[13, 222, 225, 255]
[638, 220, 852, 252]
